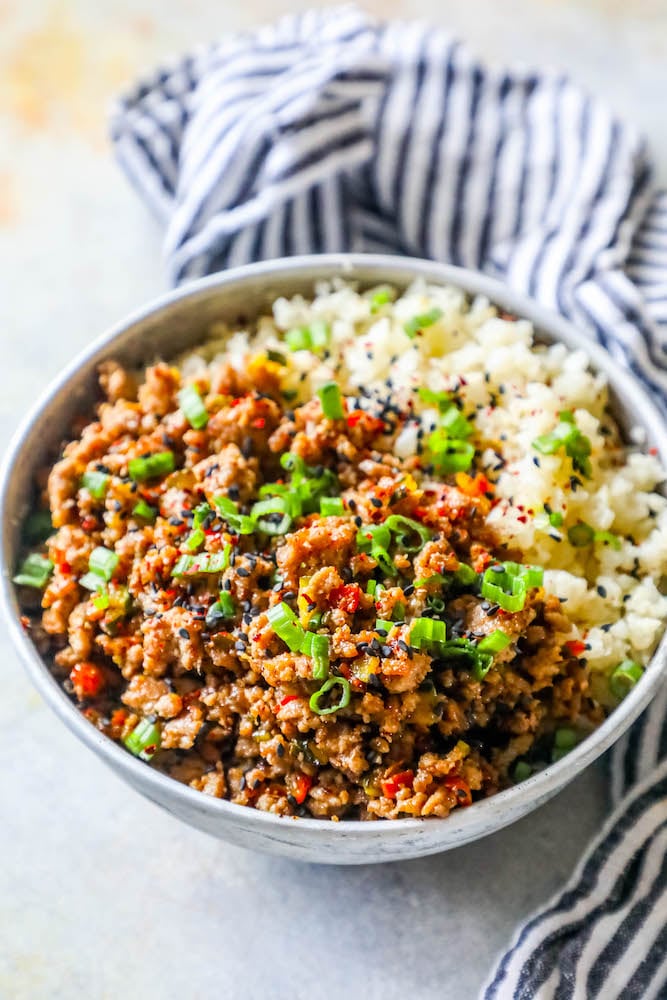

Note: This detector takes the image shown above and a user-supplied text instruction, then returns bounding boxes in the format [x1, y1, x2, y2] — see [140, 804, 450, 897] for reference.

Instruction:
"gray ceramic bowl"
[2, 254, 666, 864]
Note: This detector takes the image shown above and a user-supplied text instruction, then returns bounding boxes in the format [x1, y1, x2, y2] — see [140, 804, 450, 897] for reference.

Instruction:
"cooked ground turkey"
[18, 357, 603, 820]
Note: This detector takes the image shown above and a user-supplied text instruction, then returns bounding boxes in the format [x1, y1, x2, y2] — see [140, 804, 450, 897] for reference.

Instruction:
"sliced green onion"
[206, 590, 236, 628]
[309, 676, 351, 716]
[185, 527, 206, 552]
[384, 515, 432, 552]
[308, 610, 324, 631]
[285, 320, 330, 353]
[267, 348, 287, 365]
[413, 573, 447, 588]
[404, 307, 443, 340]
[320, 496, 345, 517]
[93, 589, 110, 611]
[132, 499, 157, 523]
[375, 619, 394, 634]
[369, 286, 395, 313]
[594, 530, 622, 550]
[567, 523, 595, 547]
[549, 511, 564, 528]
[79, 571, 105, 592]
[301, 631, 330, 680]
[427, 594, 445, 613]
[513, 761, 533, 782]
[455, 564, 478, 587]
[250, 496, 297, 535]
[418, 387, 452, 412]
[267, 601, 306, 652]
[477, 630, 511, 654]
[439, 406, 473, 440]
[532, 413, 592, 477]
[89, 546, 119, 582]
[192, 502, 212, 528]
[428, 434, 475, 474]
[366, 580, 384, 597]
[554, 727, 578, 750]
[410, 617, 447, 649]
[124, 719, 161, 761]
[481, 562, 542, 612]
[172, 547, 231, 577]
[356, 523, 395, 577]
[213, 496, 255, 535]
[128, 451, 176, 482]
[81, 470, 110, 500]
[609, 660, 643, 700]
[317, 381, 345, 420]
[178, 384, 208, 429]
[23, 510, 53, 544]
[13, 553, 53, 589]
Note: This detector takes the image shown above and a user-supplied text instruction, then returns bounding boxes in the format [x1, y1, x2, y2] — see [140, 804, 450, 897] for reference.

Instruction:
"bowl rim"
[2, 251, 666, 841]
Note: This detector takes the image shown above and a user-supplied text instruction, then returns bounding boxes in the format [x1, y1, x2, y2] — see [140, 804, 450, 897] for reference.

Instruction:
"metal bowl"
[2, 254, 666, 864]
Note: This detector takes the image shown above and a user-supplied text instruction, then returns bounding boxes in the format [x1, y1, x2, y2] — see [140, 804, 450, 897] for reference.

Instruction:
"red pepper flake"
[252, 417, 266, 429]
[293, 774, 313, 805]
[20, 615, 30, 630]
[649, 447, 658, 456]
[279, 694, 299, 708]
[81, 517, 97, 533]
[347, 412, 363, 428]
[69, 661, 105, 699]
[57, 560, 72, 575]
[444, 774, 472, 807]
[565, 639, 586, 657]
[381, 769, 414, 799]
[329, 583, 361, 613]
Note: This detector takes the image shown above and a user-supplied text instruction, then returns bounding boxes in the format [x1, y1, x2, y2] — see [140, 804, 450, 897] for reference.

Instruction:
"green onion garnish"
[266, 602, 306, 652]
[428, 435, 475, 474]
[551, 727, 579, 762]
[185, 527, 206, 552]
[132, 499, 157, 523]
[513, 761, 532, 783]
[549, 511, 564, 528]
[532, 412, 592, 477]
[567, 523, 595, 547]
[301, 631, 330, 680]
[172, 548, 230, 577]
[206, 590, 236, 628]
[23, 510, 53, 544]
[309, 676, 350, 716]
[375, 619, 394, 635]
[317, 381, 345, 420]
[89, 546, 119, 582]
[418, 387, 452, 411]
[383, 515, 432, 552]
[356, 523, 395, 577]
[213, 496, 255, 535]
[178, 384, 209, 430]
[128, 451, 176, 482]
[124, 719, 161, 761]
[481, 562, 543, 613]
[455, 563, 478, 586]
[404, 307, 443, 340]
[594, 530, 622, 550]
[320, 496, 345, 517]
[267, 348, 287, 365]
[369, 286, 395, 313]
[410, 617, 448, 649]
[477, 629, 511, 654]
[13, 553, 53, 589]
[285, 320, 330, 353]
[93, 589, 110, 611]
[81, 470, 110, 500]
[609, 660, 643, 700]
[413, 573, 447, 588]
[79, 571, 105, 591]
[250, 495, 298, 535]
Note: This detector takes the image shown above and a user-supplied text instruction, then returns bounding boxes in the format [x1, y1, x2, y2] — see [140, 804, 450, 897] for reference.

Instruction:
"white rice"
[183, 278, 667, 705]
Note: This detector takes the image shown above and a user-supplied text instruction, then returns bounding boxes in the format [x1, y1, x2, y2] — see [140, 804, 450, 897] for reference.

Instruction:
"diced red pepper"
[381, 769, 414, 798]
[565, 639, 587, 657]
[292, 774, 313, 805]
[69, 661, 104, 699]
[329, 583, 361, 614]
[444, 774, 472, 807]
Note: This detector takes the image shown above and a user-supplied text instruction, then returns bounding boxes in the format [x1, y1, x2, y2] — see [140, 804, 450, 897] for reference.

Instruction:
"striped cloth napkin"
[110, 7, 667, 997]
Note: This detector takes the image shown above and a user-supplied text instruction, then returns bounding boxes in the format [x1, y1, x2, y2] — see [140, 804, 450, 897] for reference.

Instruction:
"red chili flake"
[444, 774, 472, 807]
[293, 774, 313, 805]
[81, 516, 97, 533]
[252, 417, 266, 429]
[69, 662, 104, 699]
[347, 412, 363, 428]
[279, 694, 299, 708]
[381, 769, 414, 798]
[110, 708, 128, 730]
[57, 560, 72, 575]
[565, 639, 586, 657]
[412, 506, 429, 521]
[649, 447, 658, 456]
[517, 515, 528, 524]
[230, 398, 242, 408]
[329, 583, 361, 613]
[20, 615, 30, 630]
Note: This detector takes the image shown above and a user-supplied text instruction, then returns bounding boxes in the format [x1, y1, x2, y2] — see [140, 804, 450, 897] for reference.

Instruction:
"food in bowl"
[13, 279, 667, 821]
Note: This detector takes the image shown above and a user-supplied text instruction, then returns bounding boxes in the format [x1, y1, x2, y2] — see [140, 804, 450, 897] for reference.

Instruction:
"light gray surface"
[0, 1, 664, 998]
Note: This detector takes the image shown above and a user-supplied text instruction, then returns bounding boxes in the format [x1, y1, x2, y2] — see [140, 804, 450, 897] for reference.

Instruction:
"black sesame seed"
[178, 628, 190, 640]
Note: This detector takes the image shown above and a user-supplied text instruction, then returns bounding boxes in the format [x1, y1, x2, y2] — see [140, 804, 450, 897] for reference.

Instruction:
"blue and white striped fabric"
[110, 7, 667, 997]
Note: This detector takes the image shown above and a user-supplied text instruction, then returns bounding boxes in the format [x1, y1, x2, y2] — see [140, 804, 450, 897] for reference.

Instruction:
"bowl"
[2, 253, 666, 864]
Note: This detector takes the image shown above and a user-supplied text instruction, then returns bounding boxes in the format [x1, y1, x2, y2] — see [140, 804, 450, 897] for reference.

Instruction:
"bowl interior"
[3, 254, 666, 861]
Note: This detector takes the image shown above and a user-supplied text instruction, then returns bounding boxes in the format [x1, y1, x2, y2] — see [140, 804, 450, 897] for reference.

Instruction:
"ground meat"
[17, 347, 602, 823]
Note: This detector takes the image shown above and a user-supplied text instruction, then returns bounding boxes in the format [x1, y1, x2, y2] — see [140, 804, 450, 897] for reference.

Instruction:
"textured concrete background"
[1, 2, 665, 998]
